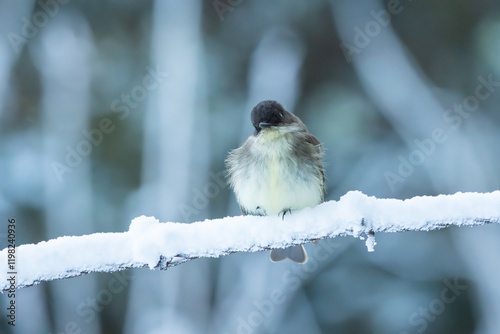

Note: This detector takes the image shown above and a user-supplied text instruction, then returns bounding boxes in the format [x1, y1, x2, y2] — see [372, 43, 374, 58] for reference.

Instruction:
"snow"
[364, 234, 377, 252]
[2, 190, 500, 292]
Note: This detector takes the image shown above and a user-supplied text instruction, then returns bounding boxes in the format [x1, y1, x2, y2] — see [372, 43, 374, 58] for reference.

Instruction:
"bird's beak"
[259, 122, 272, 129]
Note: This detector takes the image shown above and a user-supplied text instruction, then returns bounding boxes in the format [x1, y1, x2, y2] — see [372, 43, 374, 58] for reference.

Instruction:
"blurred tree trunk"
[38, 11, 100, 334]
[124, 1, 210, 333]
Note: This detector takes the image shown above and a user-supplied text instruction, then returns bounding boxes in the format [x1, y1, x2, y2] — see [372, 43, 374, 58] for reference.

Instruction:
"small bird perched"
[226, 100, 325, 263]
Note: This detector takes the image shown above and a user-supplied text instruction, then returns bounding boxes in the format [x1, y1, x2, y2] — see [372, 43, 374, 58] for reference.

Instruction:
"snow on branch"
[2, 191, 500, 292]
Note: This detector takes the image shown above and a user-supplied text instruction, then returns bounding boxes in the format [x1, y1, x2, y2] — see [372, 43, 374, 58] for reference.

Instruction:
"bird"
[226, 100, 325, 263]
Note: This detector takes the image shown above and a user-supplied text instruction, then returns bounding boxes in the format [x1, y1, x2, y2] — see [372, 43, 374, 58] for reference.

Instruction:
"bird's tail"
[270, 245, 308, 264]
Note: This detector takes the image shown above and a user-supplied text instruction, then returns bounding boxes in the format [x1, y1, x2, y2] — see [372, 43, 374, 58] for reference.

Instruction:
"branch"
[2, 191, 500, 292]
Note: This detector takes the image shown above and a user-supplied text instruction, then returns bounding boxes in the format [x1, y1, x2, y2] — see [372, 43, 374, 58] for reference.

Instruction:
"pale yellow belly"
[236, 156, 322, 215]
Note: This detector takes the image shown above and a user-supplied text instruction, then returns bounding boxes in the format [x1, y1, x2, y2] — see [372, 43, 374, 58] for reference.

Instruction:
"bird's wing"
[304, 132, 322, 149]
[304, 133, 326, 201]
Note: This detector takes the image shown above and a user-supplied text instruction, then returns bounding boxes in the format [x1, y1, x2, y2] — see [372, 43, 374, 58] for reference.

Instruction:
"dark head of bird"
[251, 100, 296, 133]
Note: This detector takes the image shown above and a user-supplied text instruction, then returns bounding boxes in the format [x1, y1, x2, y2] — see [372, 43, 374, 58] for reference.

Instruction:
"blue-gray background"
[1, 0, 500, 333]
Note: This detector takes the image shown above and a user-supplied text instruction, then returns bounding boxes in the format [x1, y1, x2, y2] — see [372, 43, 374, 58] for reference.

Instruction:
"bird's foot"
[279, 209, 292, 220]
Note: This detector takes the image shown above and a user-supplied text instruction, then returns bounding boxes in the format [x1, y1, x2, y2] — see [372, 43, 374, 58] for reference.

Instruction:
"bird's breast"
[234, 133, 322, 216]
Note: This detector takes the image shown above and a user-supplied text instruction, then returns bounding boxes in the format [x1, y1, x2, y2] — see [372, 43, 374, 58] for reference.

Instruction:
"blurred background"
[1, 0, 500, 333]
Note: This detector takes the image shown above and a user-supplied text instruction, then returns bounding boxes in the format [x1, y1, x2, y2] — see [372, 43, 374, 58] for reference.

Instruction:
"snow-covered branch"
[2, 191, 500, 292]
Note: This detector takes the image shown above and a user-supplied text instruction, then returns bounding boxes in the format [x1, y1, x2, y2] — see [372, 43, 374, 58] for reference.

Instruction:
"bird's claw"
[279, 209, 292, 220]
